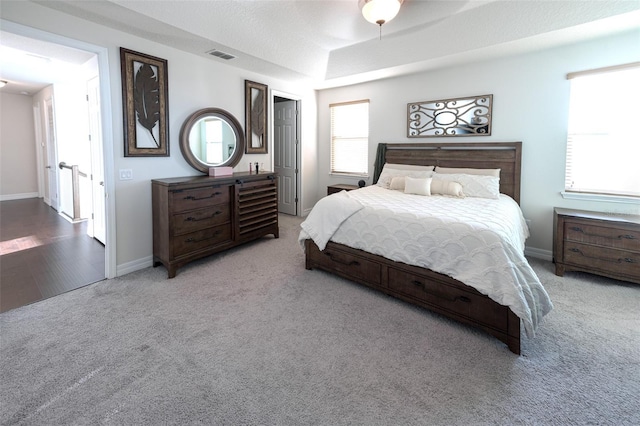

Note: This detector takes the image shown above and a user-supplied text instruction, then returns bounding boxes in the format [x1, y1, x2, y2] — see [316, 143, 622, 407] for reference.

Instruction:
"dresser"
[553, 208, 640, 284]
[152, 172, 278, 278]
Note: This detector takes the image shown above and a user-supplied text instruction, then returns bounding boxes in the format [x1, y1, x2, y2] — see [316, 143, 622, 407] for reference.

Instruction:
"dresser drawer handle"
[569, 248, 637, 264]
[184, 192, 222, 201]
[411, 280, 472, 303]
[185, 211, 222, 222]
[570, 226, 637, 241]
[185, 230, 222, 243]
[324, 251, 360, 266]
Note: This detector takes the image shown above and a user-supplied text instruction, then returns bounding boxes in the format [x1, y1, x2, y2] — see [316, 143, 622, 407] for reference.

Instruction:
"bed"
[300, 142, 552, 354]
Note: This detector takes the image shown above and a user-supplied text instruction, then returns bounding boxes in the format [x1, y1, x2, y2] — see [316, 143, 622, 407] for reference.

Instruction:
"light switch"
[119, 169, 133, 180]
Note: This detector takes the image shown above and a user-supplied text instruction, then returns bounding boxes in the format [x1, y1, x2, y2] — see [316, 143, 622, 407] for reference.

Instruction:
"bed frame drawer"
[388, 267, 508, 330]
[306, 241, 381, 285]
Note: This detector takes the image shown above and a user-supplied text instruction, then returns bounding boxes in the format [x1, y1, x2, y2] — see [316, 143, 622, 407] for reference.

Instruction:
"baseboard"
[0, 192, 39, 201]
[524, 246, 552, 261]
[116, 256, 153, 277]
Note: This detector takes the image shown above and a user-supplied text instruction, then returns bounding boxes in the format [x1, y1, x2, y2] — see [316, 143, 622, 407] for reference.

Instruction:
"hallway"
[0, 198, 105, 313]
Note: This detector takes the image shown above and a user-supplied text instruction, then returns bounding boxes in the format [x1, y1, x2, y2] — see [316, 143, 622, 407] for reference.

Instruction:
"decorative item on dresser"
[152, 172, 278, 278]
[327, 184, 360, 195]
[553, 208, 640, 284]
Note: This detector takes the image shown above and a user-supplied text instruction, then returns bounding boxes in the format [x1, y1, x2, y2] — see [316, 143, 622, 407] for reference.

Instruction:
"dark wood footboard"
[305, 239, 521, 355]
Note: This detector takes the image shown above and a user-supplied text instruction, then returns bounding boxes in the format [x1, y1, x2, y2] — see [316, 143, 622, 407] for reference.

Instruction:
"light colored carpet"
[1, 214, 638, 425]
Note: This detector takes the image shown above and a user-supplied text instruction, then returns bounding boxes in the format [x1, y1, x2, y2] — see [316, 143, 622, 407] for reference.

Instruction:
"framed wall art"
[407, 94, 492, 137]
[120, 47, 169, 156]
[245, 80, 268, 154]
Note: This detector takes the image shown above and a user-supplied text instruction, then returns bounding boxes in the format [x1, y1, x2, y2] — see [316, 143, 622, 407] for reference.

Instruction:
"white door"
[44, 97, 59, 211]
[87, 77, 106, 244]
[274, 99, 297, 215]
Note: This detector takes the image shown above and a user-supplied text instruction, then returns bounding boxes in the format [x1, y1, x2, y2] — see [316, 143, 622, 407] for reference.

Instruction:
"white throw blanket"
[299, 185, 553, 338]
[299, 190, 363, 251]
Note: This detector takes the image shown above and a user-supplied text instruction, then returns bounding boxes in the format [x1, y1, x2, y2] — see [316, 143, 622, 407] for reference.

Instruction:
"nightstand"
[327, 184, 360, 195]
[553, 208, 640, 284]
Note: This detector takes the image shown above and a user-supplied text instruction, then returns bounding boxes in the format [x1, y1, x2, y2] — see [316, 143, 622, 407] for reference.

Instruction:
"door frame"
[2, 20, 117, 279]
[87, 76, 106, 244]
[43, 96, 59, 211]
[271, 90, 302, 216]
[32, 103, 46, 201]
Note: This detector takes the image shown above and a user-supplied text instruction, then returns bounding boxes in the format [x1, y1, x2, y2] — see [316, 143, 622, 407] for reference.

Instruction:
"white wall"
[0, 92, 38, 199]
[317, 30, 640, 256]
[1, 1, 317, 275]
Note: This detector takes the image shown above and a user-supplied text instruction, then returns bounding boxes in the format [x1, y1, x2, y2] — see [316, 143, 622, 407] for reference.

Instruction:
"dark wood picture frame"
[120, 47, 169, 157]
[245, 80, 268, 154]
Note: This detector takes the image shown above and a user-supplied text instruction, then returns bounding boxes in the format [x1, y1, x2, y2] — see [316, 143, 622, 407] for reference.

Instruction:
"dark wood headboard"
[380, 142, 522, 204]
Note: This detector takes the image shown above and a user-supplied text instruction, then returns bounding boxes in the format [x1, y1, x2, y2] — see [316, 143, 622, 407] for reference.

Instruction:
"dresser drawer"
[307, 243, 381, 285]
[565, 221, 640, 252]
[173, 205, 230, 235]
[388, 267, 507, 330]
[172, 224, 232, 257]
[171, 185, 230, 212]
[563, 241, 639, 277]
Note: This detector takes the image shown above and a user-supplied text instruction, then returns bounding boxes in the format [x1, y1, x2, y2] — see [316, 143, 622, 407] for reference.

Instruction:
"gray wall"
[0, 92, 37, 199]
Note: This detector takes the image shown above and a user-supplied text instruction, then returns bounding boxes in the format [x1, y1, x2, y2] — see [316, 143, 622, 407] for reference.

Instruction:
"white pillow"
[389, 176, 406, 191]
[434, 166, 501, 178]
[433, 172, 500, 199]
[377, 164, 435, 189]
[404, 177, 432, 196]
[430, 179, 464, 197]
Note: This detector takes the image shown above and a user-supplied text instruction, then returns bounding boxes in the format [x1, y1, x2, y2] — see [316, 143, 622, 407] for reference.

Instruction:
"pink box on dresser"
[209, 167, 233, 177]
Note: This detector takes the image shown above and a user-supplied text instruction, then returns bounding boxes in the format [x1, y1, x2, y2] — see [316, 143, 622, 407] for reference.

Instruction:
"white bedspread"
[299, 185, 553, 337]
[299, 190, 363, 250]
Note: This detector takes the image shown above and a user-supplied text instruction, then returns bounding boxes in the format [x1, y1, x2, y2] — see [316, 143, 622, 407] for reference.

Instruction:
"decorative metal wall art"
[120, 48, 169, 156]
[407, 94, 492, 137]
[245, 80, 268, 154]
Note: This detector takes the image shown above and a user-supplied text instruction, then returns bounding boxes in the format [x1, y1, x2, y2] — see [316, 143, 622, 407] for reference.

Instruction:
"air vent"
[206, 49, 236, 60]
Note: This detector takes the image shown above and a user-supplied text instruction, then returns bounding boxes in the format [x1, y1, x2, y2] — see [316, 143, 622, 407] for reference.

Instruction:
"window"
[565, 63, 640, 198]
[204, 118, 223, 164]
[330, 100, 369, 175]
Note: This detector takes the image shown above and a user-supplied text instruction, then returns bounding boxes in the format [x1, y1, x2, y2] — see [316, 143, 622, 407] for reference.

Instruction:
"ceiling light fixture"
[359, 0, 403, 39]
[0, 80, 7, 88]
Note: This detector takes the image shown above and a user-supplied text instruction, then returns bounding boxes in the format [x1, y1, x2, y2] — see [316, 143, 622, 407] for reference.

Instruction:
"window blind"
[565, 63, 640, 198]
[330, 100, 369, 175]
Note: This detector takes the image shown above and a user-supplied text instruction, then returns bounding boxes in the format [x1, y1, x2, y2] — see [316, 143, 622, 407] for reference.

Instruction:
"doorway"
[273, 95, 300, 216]
[0, 21, 115, 310]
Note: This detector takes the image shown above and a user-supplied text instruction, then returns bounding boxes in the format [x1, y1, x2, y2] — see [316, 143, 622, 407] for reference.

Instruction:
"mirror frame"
[179, 108, 245, 173]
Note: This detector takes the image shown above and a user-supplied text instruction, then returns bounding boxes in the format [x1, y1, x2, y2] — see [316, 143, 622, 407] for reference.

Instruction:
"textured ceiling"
[1, 0, 639, 94]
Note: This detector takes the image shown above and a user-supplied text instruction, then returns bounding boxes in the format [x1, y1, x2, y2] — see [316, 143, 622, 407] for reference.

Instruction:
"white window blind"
[330, 100, 369, 175]
[565, 63, 640, 198]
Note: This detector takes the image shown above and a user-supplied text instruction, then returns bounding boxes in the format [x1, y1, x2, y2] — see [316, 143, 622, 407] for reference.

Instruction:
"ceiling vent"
[206, 49, 236, 60]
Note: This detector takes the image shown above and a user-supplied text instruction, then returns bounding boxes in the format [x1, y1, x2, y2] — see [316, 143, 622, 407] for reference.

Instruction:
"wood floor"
[0, 198, 105, 313]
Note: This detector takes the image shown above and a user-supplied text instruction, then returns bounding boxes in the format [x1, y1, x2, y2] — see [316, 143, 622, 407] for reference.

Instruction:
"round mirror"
[179, 108, 245, 173]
